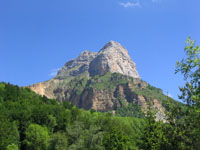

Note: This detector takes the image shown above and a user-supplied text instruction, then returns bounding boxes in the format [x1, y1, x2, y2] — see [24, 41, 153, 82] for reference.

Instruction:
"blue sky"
[0, 0, 200, 100]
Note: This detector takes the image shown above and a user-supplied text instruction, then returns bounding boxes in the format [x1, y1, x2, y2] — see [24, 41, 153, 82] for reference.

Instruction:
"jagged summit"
[100, 41, 128, 55]
[101, 40, 123, 49]
[89, 41, 140, 78]
[56, 41, 140, 79]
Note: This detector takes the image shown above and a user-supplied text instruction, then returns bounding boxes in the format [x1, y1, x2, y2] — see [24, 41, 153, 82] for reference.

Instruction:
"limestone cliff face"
[56, 50, 97, 79]
[56, 41, 140, 79]
[28, 41, 168, 120]
[89, 41, 140, 78]
[79, 79, 165, 120]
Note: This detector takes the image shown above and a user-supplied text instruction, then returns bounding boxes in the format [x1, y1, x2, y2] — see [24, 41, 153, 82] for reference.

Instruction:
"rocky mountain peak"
[101, 40, 122, 49]
[89, 41, 140, 78]
[54, 41, 140, 79]
[100, 40, 129, 56]
[56, 50, 97, 79]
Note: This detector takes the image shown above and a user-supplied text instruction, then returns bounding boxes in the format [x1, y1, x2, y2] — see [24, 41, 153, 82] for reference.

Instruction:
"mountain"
[29, 41, 176, 120]
[56, 41, 140, 79]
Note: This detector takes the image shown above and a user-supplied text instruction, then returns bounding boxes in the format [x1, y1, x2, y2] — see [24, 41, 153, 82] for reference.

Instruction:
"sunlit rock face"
[89, 41, 140, 78]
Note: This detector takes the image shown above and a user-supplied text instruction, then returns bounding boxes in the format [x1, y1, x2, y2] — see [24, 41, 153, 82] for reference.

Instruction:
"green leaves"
[103, 128, 130, 150]
[48, 132, 68, 150]
[0, 117, 19, 150]
[173, 37, 200, 149]
[116, 103, 145, 118]
[0, 82, 145, 150]
[6, 144, 19, 150]
[24, 124, 49, 150]
[176, 37, 200, 80]
[137, 102, 164, 150]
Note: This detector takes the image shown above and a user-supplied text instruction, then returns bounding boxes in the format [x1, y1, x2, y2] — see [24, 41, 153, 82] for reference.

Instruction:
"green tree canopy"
[175, 37, 200, 149]
[24, 124, 49, 150]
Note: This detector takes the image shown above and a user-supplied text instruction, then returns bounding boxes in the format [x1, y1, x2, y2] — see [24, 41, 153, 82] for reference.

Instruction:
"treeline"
[0, 82, 145, 150]
[137, 38, 200, 150]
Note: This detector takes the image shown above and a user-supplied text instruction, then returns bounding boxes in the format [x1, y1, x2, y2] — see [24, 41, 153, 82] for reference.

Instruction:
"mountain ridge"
[56, 40, 140, 79]
[28, 41, 175, 120]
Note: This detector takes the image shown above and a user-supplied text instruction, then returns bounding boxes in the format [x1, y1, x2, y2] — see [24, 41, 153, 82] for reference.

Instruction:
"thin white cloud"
[119, 1, 140, 8]
[49, 68, 60, 77]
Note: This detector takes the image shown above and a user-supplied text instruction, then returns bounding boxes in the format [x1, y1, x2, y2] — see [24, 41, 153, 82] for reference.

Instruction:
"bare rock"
[56, 50, 97, 79]
[89, 41, 140, 78]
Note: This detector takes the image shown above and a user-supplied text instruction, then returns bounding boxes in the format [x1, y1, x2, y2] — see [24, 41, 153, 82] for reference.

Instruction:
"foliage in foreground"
[138, 37, 200, 150]
[0, 82, 145, 150]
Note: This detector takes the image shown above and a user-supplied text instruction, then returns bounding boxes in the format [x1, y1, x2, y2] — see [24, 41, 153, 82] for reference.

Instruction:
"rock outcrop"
[56, 50, 97, 79]
[55, 40, 140, 79]
[28, 41, 169, 121]
[89, 41, 140, 78]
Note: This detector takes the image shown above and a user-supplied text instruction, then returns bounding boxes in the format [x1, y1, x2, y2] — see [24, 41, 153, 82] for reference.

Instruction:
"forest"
[0, 38, 199, 150]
